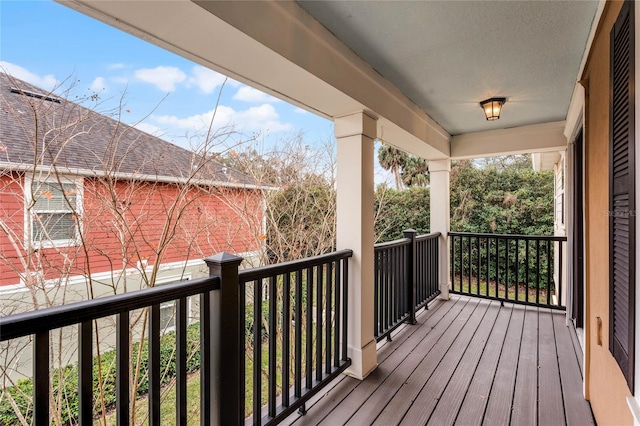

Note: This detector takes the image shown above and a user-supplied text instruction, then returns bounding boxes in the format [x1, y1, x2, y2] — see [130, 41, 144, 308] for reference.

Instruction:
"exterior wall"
[0, 173, 264, 299]
[582, 1, 634, 424]
[0, 172, 264, 381]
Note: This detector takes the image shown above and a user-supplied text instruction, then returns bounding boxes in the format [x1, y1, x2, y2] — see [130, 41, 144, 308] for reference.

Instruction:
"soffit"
[297, 0, 599, 136]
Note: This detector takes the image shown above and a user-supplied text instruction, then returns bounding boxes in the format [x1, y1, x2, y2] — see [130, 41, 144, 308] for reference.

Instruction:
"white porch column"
[429, 159, 451, 300]
[335, 111, 377, 380]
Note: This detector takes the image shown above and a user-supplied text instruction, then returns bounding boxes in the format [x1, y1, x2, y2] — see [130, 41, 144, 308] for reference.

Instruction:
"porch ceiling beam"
[59, 0, 450, 159]
[450, 121, 567, 160]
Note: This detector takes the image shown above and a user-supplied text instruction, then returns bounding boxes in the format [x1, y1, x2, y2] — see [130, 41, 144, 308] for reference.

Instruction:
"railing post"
[404, 229, 417, 325]
[205, 252, 243, 426]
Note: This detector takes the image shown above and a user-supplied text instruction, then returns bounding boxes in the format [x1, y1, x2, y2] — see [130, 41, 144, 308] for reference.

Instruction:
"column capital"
[334, 111, 378, 140]
[429, 159, 451, 173]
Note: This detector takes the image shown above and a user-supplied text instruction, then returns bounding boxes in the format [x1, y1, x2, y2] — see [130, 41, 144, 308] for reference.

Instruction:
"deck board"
[482, 304, 525, 426]
[370, 298, 482, 425]
[537, 308, 566, 426]
[286, 295, 593, 426]
[400, 300, 500, 425]
[511, 306, 539, 426]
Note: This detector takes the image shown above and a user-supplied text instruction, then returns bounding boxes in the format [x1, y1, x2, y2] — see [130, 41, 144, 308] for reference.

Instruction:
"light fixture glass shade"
[480, 97, 506, 121]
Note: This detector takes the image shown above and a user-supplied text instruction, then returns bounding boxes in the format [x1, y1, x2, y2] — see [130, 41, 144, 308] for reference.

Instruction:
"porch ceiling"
[59, 0, 599, 160]
[298, 0, 600, 136]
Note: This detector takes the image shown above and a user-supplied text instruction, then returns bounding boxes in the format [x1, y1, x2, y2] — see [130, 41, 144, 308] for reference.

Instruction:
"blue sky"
[0, 0, 335, 152]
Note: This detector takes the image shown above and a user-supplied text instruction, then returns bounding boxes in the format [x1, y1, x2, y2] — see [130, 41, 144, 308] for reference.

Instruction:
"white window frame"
[24, 175, 83, 249]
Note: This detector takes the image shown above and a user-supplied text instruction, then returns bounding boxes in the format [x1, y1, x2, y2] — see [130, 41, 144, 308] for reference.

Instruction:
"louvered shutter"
[610, 0, 635, 392]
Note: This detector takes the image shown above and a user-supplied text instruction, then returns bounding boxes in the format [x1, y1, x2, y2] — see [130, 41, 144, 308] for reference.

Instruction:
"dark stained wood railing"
[239, 250, 353, 425]
[0, 276, 220, 426]
[449, 232, 567, 309]
[0, 250, 353, 426]
[374, 230, 440, 342]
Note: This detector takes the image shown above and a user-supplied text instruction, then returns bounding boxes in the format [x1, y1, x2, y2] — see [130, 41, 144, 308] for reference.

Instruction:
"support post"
[205, 252, 243, 425]
[429, 159, 451, 300]
[335, 111, 377, 380]
[404, 228, 417, 325]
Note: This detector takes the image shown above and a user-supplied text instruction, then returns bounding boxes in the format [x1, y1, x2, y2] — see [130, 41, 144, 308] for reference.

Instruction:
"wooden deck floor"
[283, 295, 594, 426]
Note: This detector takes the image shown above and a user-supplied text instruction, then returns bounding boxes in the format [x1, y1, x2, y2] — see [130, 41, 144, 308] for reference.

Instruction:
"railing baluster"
[374, 250, 379, 338]
[316, 265, 324, 382]
[459, 235, 463, 292]
[526, 239, 530, 303]
[451, 234, 455, 293]
[176, 297, 187, 426]
[495, 238, 499, 299]
[476, 236, 481, 296]
[254, 279, 262, 424]
[306, 267, 314, 390]
[536, 239, 541, 305]
[295, 270, 303, 397]
[467, 235, 472, 293]
[505, 239, 510, 301]
[283, 272, 291, 406]
[546, 240, 552, 306]
[558, 241, 564, 306]
[486, 237, 490, 297]
[334, 260, 341, 367]
[515, 239, 520, 302]
[34, 331, 49, 426]
[116, 312, 130, 426]
[342, 258, 349, 362]
[268, 275, 277, 418]
[149, 304, 161, 426]
[79, 321, 93, 425]
[325, 263, 333, 374]
[200, 289, 212, 426]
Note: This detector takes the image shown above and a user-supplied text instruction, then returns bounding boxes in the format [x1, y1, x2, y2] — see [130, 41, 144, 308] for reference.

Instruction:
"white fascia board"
[450, 121, 567, 160]
[59, 0, 450, 158]
[0, 162, 272, 191]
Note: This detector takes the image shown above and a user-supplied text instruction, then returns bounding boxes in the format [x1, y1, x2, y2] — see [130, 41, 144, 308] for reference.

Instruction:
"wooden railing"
[374, 230, 440, 341]
[449, 232, 567, 309]
[0, 276, 220, 425]
[239, 250, 352, 425]
[0, 251, 352, 426]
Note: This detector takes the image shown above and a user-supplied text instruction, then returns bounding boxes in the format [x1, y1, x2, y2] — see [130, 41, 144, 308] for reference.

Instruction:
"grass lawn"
[452, 276, 552, 304]
[96, 372, 202, 426]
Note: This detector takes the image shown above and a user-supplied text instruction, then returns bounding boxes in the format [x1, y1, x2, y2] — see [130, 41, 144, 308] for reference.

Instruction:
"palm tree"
[401, 156, 429, 187]
[378, 144, 408, 189]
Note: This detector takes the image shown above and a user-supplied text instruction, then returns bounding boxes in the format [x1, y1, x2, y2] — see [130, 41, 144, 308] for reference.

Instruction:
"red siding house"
[0, 72, 265, 311]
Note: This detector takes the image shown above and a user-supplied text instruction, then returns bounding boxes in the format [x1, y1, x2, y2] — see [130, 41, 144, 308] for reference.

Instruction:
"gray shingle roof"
[0, 72, 255, 186]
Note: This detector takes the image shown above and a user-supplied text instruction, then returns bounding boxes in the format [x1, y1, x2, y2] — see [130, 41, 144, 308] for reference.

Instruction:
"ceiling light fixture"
[479, 97, 506, 121]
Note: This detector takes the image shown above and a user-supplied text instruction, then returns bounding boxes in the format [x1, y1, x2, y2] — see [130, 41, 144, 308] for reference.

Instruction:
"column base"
[439, 282, 451, 300]
[344, 338, 378, 380]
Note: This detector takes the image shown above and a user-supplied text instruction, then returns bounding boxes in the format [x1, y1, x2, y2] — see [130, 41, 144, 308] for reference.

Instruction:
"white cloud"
[90, 76, 107, 92]
[233, 86, 281, 103]
[153, 103, 293, 134]
[0, 62, 58, 91]
[293, 107, 308, 114]
[134, 66, 186, 92]
[187, 65, 237, 94]
[108, 63, 126, 70]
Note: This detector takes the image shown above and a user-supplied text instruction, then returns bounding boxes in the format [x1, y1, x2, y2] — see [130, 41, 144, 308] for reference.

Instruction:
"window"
[25, 177, 82, 247]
